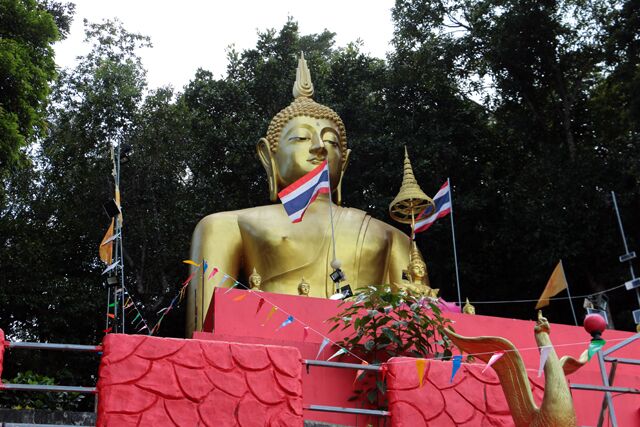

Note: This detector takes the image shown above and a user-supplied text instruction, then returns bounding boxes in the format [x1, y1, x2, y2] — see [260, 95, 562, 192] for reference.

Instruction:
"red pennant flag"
[103, 327, 112, 334]
[181, 272, 195, 287]
[303, 326, 309, 342]
[256, 297, 266, 314]
[354, 361, 369, 385]
[107, 313, 115, 319]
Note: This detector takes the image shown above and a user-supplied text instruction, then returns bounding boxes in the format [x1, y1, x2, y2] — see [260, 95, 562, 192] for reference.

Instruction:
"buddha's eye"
[289, 135, 310, 142]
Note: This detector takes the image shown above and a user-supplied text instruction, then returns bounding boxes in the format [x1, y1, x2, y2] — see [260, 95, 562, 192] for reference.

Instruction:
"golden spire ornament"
[292, 52, 314, 99]
[389, 147, 435, 231]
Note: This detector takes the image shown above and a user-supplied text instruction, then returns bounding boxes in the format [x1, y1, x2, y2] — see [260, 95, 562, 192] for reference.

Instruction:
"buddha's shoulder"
[195, 206, 266, 229]
[196, 205, 286, 226]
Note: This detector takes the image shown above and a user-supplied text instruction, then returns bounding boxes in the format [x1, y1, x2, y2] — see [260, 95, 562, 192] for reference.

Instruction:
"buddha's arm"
[187, 212, 243, 335]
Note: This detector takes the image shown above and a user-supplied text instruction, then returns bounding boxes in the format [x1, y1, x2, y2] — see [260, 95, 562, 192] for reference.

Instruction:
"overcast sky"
[54, 0, 396, 91]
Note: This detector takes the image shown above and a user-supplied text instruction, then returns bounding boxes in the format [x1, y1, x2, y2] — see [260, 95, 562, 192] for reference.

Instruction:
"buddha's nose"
[309, 134, 327, 158]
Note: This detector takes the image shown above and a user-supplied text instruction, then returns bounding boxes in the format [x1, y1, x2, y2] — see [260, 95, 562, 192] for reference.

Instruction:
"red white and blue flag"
[415, 180, 451, 233]
[278, 160, 331, 223]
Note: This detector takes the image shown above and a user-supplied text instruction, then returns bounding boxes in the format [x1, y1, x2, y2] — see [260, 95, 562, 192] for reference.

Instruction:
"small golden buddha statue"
[297, 277, 310, 296]
[248, 268, 262, 291]
[187, 53, 421, 335]
[395, 242, 439, 297]
[463, 297, 475, 315]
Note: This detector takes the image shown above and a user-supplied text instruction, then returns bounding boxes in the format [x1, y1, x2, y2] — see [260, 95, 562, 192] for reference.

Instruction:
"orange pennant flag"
[233, 293, 248, 302]
[416, 359, 426, 387]
[535, 261, 568, 309]
[99, 219, 115, 265]
[354, 361, 369, 385]
[263, 306, 278, 325]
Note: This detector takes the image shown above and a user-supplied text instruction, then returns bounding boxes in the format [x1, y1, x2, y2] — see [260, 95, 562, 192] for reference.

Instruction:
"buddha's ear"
[335, 148, 351, 205]
[257, 138, 279, 202]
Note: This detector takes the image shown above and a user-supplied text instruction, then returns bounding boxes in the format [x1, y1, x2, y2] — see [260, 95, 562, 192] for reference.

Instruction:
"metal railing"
[302, 359, 390, 418]
[569, 333, 640, 427]
[2, 341, 101, 395]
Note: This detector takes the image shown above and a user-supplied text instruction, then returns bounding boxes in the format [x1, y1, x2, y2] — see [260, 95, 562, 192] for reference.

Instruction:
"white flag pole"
[448, 178, 463, 308]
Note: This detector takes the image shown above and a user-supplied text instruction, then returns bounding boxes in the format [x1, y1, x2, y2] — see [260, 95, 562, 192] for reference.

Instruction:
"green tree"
[0, 0, 66, 191]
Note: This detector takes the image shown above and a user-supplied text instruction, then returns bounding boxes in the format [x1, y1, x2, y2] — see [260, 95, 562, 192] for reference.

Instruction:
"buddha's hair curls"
[265, 97, 348, 158]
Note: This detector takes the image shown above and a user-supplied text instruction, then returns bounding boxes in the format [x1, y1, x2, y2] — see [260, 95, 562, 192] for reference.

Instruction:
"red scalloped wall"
[96, 334, 303, 427]
[386, 357, 545, 427]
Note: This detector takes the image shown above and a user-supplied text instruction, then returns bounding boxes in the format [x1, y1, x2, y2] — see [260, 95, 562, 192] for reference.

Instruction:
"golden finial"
[463, 298, 476, 315]
[389, 147, 435, 224]
[409, 241, 424, 265]
[292, 52, 314, 99]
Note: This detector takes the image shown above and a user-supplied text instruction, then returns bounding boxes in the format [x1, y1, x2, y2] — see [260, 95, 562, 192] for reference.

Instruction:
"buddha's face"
[275, 116, 342, 189]
[298, 283, 310, 295]
[409, 261, 426, 280]
[250, 276, 261, 288]
[464, 306, 476, 315]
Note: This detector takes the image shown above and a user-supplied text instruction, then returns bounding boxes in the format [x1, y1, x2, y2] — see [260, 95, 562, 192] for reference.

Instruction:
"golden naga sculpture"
[187, 53, 420, 334]
[445, 311, 588, 427]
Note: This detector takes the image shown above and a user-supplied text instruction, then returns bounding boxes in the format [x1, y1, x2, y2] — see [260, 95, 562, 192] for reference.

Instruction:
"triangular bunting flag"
[208, 267, 219, 280]
[416, 359, 426, 387]
[538, 345, 552, 377]
[101, 261, 119, 275]
[588, 339, 606, 361]
[181, 272, 195, 287]
[256, 297, 266, 314]
[303, 326, 309, 342]
[482, 351, 504, 373]
[354, 361, 369, 385]
[262, 306, 278, 325]
[182, 259, 201, 267]
[277, 315, 295, 331]
[203, 260, 208, 272]
[233, 293, 248, 302]
[225, 280, 241, 294]
[327, 348, 347, 361]
[218, 274, 230, 288]
[315, 338, 330, 359]
[450, 355, 462, 383]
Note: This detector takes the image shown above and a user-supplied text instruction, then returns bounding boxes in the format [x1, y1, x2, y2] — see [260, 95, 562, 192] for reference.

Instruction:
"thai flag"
[415, 180, 451, 233]
[278, 160, 331, 223]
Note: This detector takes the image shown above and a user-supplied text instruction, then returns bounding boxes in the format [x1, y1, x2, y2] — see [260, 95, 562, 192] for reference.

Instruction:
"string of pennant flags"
[121, 259, 615, 388]
[103, 285, 152, 335]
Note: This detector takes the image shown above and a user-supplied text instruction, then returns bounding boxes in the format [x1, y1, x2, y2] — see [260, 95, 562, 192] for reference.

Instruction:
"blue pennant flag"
[277, 315, 294, 331]
[450, 355, 462, 383]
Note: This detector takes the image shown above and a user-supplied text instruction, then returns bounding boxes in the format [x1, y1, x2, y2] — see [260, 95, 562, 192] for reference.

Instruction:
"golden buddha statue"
[187, 54, 419, 335]
[463, 297, 475, 315]
[393, 242, 439, 297]
[297, 277, 310, 296]
[248, 268, 262, 291]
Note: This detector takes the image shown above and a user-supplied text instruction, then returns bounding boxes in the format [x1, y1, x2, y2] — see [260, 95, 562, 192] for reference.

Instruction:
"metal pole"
[201, 258, 205, 331]
[325, 162, 339, 294]
[597, 361, 618, 427]
[448, 178, 462, 308]
[116, 141, 126, 333]
[611, 191, 640, 308]
[303, 359, 382, 371]
[597, 350, 618, 426]
[563, 260, 579, 326]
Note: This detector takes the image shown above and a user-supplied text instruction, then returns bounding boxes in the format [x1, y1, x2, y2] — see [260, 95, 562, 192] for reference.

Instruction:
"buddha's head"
[463, 298, 476, 315]
[249, 268, 262, 290]
[297, 277, 310, 296]
[408, 242, 427, 282]
[257, 53, 351, 203]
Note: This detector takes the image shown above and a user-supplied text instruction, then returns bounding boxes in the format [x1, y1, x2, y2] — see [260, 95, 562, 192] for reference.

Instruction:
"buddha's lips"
[307, 157, 325, 164]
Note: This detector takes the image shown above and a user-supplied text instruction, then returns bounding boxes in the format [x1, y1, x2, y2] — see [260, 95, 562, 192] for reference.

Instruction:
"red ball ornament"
[584, 313, 607, 338]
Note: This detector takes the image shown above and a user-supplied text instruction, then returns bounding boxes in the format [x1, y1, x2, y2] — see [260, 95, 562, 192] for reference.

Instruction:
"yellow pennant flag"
[416, 359, 426, 387]
[535, 261, 568, 309]
[262, 306, 278, 325]
[99, 219, 115, 265]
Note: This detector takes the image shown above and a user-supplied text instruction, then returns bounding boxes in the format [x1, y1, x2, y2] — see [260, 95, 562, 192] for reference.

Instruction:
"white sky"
[54, 0, 396, 91]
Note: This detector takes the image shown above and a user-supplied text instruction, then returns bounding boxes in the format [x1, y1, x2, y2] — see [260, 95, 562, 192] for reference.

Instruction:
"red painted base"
[96, 334, 303, 426]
